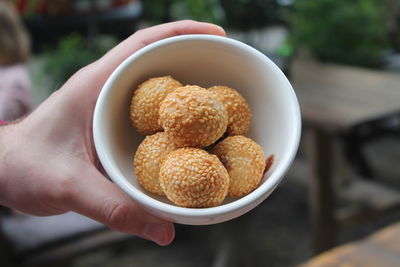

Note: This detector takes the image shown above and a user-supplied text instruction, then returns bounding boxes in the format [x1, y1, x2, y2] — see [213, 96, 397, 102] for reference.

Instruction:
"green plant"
[142, 0, 224, 25]
[42, 33, 116, 90]
[221, 0, 283, 30]
[288, 0, 389, 68]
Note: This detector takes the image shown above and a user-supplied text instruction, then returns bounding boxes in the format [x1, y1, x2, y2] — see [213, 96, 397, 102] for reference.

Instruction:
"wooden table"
[291, 59, 400, 254]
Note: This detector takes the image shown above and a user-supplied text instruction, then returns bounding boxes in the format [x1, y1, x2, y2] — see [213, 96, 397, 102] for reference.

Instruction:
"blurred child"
[0, 1, 33, 121]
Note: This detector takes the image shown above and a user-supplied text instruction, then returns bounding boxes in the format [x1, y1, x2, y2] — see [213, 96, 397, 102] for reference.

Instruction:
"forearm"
[0, 119, 68, 215]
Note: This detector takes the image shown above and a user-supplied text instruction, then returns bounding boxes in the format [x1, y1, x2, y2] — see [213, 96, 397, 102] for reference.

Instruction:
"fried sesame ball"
[134, 132, 179, 195]
[159, 85, 228, 148]
[159, 148, 229, 208]
[208, 86, 252, 135]
[211, 136, 266, 197]
[130, 76, 182, 135]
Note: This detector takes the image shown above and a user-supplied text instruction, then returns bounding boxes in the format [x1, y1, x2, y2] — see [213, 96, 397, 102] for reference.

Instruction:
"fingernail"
[217, 25, 226, 35]
[143, 223, 167, 245]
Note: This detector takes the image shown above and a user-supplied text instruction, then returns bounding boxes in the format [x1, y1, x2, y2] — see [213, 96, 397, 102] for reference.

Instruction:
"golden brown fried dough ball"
[130, 76, 182, 135]
[134, 132, 179, 195]
[159, 85, 228, 148]
[208, 86, 252, 135]
[159, 148, 229, 208]
[211, 136, 266, 197]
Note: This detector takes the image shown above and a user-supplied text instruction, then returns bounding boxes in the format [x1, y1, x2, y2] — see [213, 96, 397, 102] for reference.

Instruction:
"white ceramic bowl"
[93, 34, 301, 225]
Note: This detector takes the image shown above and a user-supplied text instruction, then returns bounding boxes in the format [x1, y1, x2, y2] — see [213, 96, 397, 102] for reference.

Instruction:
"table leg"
[307, 127, 336, 254]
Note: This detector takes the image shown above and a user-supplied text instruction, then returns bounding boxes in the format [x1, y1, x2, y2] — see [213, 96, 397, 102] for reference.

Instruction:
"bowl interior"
[95, 35, 300, 217]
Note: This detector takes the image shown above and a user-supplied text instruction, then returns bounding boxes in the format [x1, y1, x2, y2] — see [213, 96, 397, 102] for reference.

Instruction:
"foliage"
[142, 0, 284, 29]
[42, 33, 116, 90]
[221, 0, 283, 30]
[142, 0, 224, 25]
[287, 0, 390, 68]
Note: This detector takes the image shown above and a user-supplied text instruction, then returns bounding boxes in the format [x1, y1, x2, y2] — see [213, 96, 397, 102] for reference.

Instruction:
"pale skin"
[0, 20, 226, 246]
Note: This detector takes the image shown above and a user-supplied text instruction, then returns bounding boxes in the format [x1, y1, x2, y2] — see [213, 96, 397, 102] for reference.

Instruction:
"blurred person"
[0, 1, 33, 121]
[0, 20, 225, 245]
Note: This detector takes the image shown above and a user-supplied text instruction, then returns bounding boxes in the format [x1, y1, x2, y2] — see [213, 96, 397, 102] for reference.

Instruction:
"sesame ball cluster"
[130, 76, 268, 208]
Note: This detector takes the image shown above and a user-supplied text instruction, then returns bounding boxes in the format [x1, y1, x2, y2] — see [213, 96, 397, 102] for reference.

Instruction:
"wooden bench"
[300, 222, 400, 267]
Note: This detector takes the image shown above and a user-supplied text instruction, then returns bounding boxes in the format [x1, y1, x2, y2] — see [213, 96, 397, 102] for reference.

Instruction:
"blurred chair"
[0, 209, 134, 267]
[342, 112, 400, 179]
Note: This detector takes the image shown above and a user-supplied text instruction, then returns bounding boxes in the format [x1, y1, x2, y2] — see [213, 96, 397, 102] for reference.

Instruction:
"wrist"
[0, 123, 15, 206]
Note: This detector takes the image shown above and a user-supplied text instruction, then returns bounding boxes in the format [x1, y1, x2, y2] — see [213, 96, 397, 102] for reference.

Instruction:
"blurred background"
[1, 0, 400, 266]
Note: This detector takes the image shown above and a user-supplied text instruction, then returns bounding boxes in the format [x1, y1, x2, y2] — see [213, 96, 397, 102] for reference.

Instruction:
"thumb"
[68, 166, 175, 245]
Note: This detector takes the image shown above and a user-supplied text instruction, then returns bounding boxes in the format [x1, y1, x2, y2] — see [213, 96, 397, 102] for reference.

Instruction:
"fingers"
[96, 20, 226, 81]
[69, 166, 175, 245]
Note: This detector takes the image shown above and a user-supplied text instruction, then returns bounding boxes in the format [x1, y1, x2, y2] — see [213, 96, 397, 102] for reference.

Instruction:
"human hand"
[0, 20, 225, 245]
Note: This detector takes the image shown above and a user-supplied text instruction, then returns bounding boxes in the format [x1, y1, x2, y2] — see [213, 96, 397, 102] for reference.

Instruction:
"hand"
[0, 20, 225, 245]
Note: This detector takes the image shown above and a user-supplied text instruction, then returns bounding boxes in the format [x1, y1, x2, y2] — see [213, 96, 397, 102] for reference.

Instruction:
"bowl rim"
[93, 34, 301, 219]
